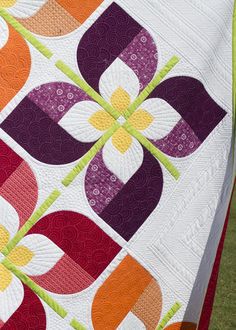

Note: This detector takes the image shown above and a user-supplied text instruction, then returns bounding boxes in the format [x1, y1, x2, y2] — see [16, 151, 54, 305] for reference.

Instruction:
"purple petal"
[99, 148, 163, 241]
[153, 119, 201, 157]
[119, 28, 158, 91]
[77, 3, 157, 92]
[0, 97, 94, 164]
[28, 82, 91, 122]
[149, 76, 226, 142]
[85, 151, 124, 214]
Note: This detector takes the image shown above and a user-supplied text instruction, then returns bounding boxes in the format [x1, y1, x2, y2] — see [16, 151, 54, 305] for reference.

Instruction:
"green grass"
[209, 186, 236, 330]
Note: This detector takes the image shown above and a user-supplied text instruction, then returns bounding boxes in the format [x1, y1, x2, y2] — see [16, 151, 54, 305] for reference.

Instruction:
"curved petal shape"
[153, 119, 202, 158]
[99, 58, 140, 107]
[136, 98, 181, 140]
[86, 147, 163, 241]
[1, 284, 46, 329]
[85, 151, 124, 214]
[0, 197, 19, 247]
[77, 3, 157, 92]
[0, 140, 38, 227]
[92, 255, 162, 330]
[0, 19, 31, 110]
[57, 0, 103, 24]
[103, 133, 144, 183]
[0, 273, 23, 323]
[13, 234, 63, 276]
[148, 76, 227, 142]
[0, 83, 96, 164]
[59, 100, 113, 142]
[26, 211, 121, 294]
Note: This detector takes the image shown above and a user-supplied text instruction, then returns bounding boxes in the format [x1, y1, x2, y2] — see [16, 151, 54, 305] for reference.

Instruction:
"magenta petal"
[85, 151, 124, 214]
[153, 119, 201, 157]
[119, 28, 158, 91]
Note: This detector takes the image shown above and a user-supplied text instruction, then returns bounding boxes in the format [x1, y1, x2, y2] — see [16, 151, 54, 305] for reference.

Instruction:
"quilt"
[0, 0, 235, 329]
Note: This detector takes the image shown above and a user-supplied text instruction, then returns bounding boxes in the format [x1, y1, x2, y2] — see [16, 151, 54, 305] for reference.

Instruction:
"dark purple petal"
[77, 2, 142, 91]
[99, 148, 163, 241]
[0, 98, 94, 164]
[149, 76, 226, 142]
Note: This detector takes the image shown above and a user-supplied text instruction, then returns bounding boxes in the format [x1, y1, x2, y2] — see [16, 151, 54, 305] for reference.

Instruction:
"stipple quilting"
[0, 1, 235, 329]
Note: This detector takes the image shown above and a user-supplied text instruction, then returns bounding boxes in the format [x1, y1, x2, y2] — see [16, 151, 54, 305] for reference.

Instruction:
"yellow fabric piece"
[111, 87, 131, 114]
[112, 127, 132, 154]
[89, 110, 115, 130]
[0, 0, 16, 7]
[0, 264, 12, 291]
[129, 109, 153, 130]
[8, 245, 34, 267]
[0, 225, 10, 251]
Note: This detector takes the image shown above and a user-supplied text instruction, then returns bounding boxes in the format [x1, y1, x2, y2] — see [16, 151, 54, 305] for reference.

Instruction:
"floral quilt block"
[0, 0, 235, 329]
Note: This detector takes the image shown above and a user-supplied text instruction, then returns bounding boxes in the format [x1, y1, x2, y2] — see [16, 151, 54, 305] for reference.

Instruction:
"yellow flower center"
[0, 0, 16, 7]
[112, 127, 132, 154]
[8, 245, 34, 267]
[89, 87, 154, 154]
[110, 87, 131, 114]
[89, 110, 115, 130]
[0, 225, 34, 291]
[0, 224, 10, 251]
[0, 264, 12, 292]
[129, 108, 153, 130]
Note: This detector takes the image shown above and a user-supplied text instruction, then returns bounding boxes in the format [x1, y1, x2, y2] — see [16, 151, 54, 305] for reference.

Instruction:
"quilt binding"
[0, 1, 235, 329]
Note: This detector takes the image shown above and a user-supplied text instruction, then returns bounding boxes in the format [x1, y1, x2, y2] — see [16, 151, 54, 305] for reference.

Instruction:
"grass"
[209, 185, 236, 329]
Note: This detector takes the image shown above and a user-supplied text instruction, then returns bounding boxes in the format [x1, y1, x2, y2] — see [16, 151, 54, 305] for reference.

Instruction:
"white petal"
[103, 137, 143, 184]
[7, 0, 47, 18]
[0, 196, 19, 238]
[99, 58, 140, 104]
[140, 98, 181, 139]
[117, 312, 145, 330]
[17, 234, 64, 276]
[0, 17, 9, 49]
[59, 101, 105, 142]
[0, 275, 23, 322]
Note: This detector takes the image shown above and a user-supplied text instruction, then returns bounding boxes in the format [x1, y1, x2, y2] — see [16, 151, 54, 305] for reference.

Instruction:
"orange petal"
[165, 322, 197, 330]
[92, 255, 162, 330]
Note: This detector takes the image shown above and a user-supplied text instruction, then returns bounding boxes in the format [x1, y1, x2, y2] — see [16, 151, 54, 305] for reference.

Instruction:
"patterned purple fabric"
[119, 28, 158, 90]
[85, 151, 124, 214]
[153, 119, 201, 157]
[28, 82, 91, 123]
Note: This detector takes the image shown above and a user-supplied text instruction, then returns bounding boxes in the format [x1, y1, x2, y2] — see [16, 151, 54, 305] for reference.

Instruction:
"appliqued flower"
[0, 141, 121, 326]
[92, 254, 197, 330]
[0, 3, 226, 243]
